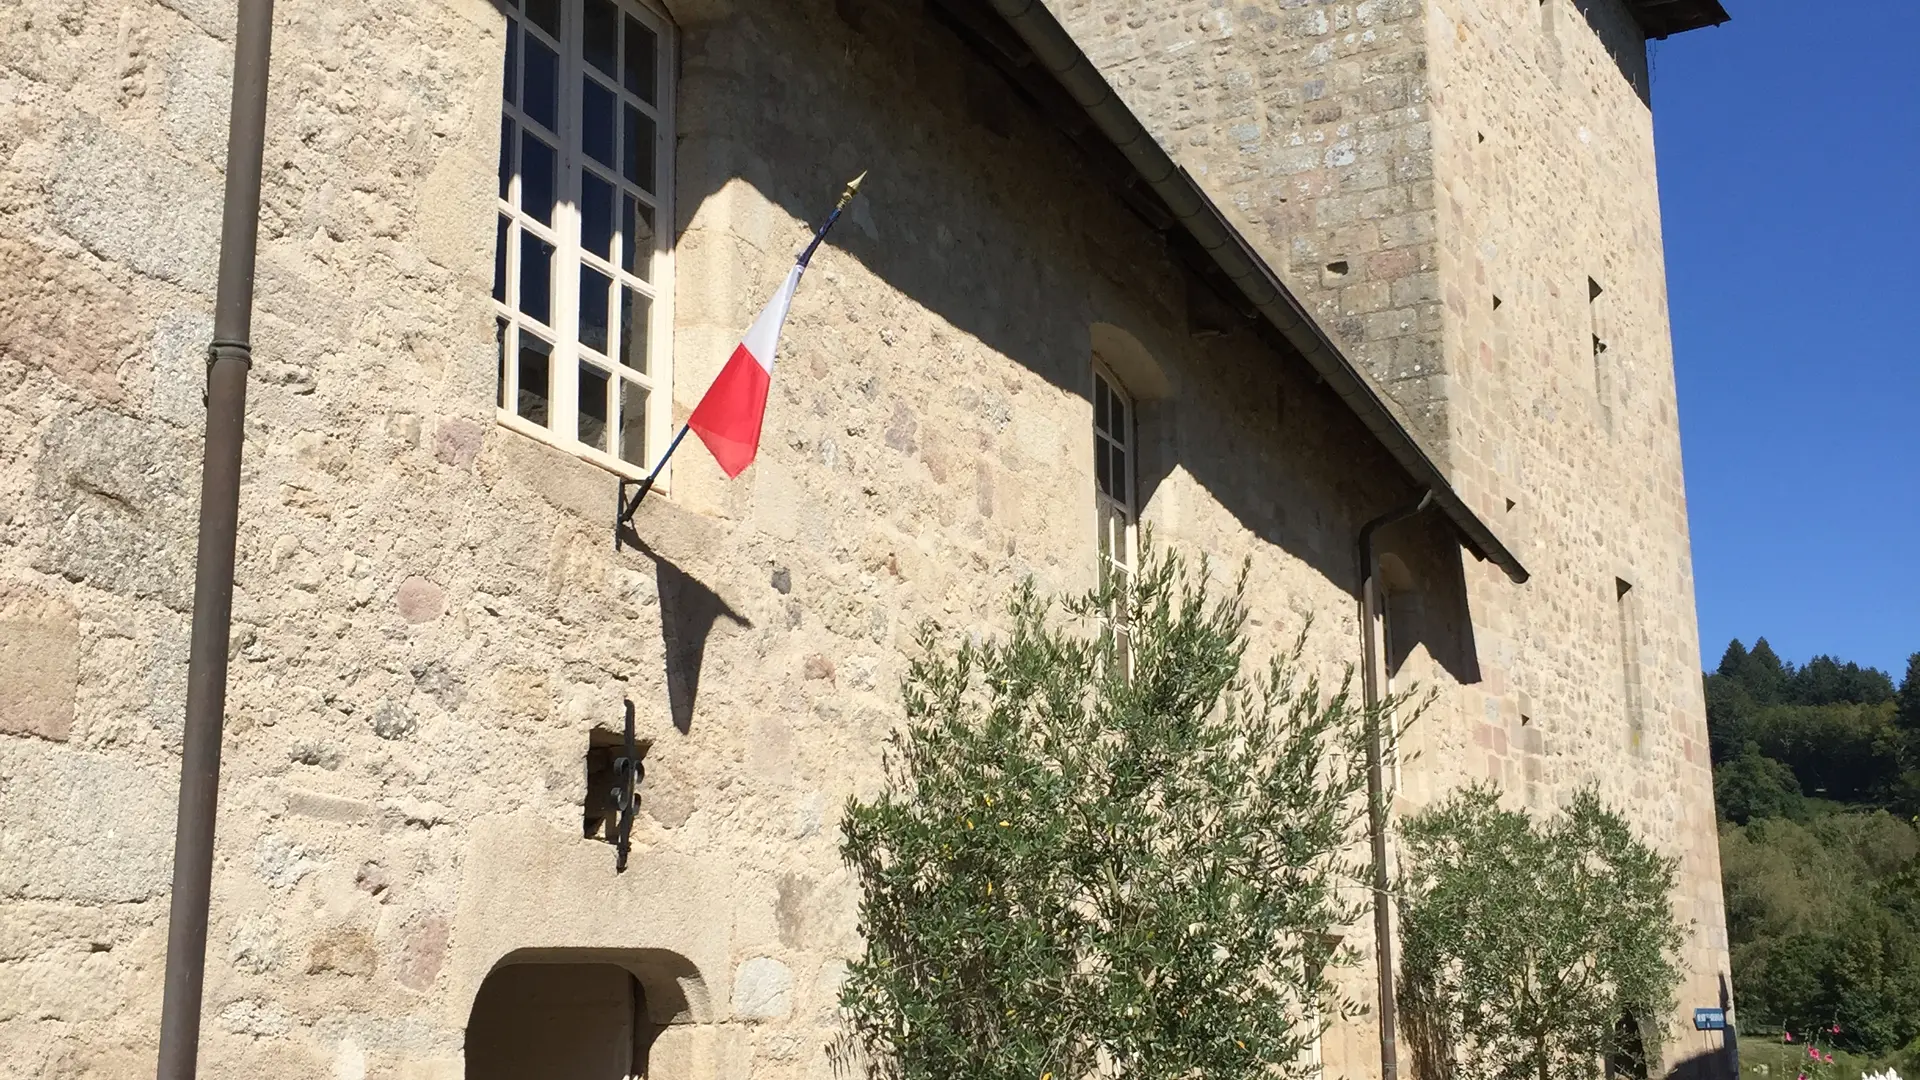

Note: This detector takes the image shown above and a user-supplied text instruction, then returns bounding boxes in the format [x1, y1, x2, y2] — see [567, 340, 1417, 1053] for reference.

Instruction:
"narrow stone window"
[1093, 361, 1137, 663]
[495, 0, 674, 478]
[1590, 276, 1614, 433]
[1615, 577, 1646, 754]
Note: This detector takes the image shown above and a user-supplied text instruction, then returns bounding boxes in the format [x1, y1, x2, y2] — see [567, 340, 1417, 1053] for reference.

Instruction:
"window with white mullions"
[1093, 362, 1137, 659]
[494, 0, 673, 478]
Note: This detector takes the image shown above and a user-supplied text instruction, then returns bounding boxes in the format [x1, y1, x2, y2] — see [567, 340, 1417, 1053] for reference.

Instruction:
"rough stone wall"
[0, 1, 1428, 1077]
[1053, 0, 1731, 1069]
[1051, 0, 1453, 468]
[1419, 0, 1730, 1065]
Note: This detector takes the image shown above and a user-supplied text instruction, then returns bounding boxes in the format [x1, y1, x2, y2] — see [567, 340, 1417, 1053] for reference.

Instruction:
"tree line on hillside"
[1707, 639, 1920, 1063]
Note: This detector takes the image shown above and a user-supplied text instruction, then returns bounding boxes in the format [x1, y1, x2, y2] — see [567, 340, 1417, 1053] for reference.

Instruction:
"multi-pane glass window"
[494, 0, 671, 475]
[1093, 363, 1136, 636]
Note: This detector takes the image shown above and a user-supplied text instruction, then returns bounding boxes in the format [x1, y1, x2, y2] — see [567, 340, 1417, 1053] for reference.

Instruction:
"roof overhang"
[1625, 0, 1730, 40]
[931, 0, 1530, 585]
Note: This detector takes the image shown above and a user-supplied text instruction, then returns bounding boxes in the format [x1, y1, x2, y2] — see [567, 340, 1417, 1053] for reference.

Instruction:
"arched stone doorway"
[465, 949, 707, 1079]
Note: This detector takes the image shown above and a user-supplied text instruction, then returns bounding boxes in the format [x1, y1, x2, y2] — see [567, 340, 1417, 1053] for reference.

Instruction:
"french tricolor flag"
[686, 263, 803, 478]
[616, 175, 863, 528]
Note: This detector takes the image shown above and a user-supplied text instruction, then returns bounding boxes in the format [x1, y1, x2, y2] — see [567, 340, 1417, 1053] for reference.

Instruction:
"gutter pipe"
[156, 2, 275, 1078]
[1357, 490, 1435, 1080]
[980, 0, 1528, 587]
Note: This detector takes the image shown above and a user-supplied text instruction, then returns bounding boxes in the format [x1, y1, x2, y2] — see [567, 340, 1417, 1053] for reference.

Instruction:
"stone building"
[0, 0, 1731, 1077]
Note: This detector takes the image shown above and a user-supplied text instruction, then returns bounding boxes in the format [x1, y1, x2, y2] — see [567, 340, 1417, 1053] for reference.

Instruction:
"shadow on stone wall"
[669, 0, 1425, 599]
[1570, 0, 1654, 107]
[1662, 975, 1739, 1080]
[1378, 514, 1484, 691]
[499, 0, 1485, 667]
[618, 536, 750, 734]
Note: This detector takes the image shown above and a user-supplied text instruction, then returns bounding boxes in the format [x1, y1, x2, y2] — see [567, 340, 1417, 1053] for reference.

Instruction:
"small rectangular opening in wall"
[584, 725, 650, 844]
[1615, 577, 1646, 754]
[1590, 276, 1614, 434]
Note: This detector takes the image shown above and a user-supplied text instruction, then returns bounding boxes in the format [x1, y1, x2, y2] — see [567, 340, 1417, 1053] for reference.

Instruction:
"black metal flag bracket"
[584, 700, 645, 873]
[613, 171, 867, 550]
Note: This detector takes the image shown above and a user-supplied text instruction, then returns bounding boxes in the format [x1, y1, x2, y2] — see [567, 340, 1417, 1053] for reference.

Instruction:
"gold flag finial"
[836, 170, 869, 211]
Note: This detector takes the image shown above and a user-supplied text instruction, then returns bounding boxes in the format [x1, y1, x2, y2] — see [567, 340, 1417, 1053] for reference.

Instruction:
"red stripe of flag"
[686, 265, 803, 478]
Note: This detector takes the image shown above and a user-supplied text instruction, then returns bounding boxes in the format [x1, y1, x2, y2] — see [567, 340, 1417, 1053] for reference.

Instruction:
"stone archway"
[467, 961, 654, 1079]
[465, 948, 709, 1080]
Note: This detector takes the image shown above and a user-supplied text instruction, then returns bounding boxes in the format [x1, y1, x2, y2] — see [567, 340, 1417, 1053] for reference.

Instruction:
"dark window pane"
[578, 363, 610, 451]
[623, 15, 657, 103]
[582, 78, 616, 169]
[517, 335, 551, 427]
[619, 287, 649, 373]
[1096, 438, 1111, 495]
[502, 21, 518, 104]
[523, 36, 559, 131]
[525, 0, 560, 39]
[581, 172, 614, 260]
[520, 130, 555, 224]
[579, 266, 612, 355]
[492, 215, 509, 301]
[623, 104, 655, 192]
[497, 116, 514, 199]
[584, 0, 618, 79]
[622, 197, 654, 279]
[1112, 445, 1127, 498]
[518, 232, 554, 324]
[1095, 379, 1109, 433]
[495, 318, 508, 408]
[620, 381, 649, 465]
[1111, 394, 1126, 439]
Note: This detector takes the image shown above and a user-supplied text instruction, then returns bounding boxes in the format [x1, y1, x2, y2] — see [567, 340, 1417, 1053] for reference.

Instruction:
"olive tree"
[1398, 785, 1688, 1080]
[837, 545, 1411, 1080]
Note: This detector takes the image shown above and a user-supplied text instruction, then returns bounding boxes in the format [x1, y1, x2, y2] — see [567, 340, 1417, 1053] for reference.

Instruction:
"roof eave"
[964, 0, 1529, 585]
[1629, 0, 1731, 40]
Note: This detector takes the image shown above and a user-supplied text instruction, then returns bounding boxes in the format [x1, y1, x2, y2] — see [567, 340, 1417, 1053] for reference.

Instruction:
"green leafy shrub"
[837, 544, 1404, 1080]
[1398, 786, 1687, 1080]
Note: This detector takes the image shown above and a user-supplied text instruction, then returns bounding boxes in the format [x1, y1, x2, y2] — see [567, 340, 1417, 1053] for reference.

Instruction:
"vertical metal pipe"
[156, 2, 274, 1078]
[1357, 490, 1433, 1080]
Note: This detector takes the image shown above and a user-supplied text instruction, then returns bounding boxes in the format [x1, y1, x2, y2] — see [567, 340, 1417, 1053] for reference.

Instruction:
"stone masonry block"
[51, 116, 221, 295]
[33, 410, 198, 610]
[0, 586, 79, 742]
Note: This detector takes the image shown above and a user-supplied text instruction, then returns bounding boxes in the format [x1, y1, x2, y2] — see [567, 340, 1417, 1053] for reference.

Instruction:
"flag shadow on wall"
[619, 534, 752, 734]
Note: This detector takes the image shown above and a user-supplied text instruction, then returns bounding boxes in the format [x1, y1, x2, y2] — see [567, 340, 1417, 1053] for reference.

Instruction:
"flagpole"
[616, 171, 867, 541]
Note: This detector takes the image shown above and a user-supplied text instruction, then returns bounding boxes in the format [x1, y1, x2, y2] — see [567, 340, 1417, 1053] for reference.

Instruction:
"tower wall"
[1055, 0, 1732, 1068]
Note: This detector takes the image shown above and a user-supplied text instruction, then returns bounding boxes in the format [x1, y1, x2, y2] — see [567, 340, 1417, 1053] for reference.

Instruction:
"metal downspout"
[1357, 490, 1434, 1080]
[156, 2, 275, 1077]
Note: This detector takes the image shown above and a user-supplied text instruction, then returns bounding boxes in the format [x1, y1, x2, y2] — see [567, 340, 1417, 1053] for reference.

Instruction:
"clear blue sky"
[1649, 3, 1919, 680]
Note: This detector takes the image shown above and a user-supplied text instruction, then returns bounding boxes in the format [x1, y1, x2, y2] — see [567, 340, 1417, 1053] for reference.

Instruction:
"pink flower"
[1786, 1032, 1795, 1043]
[1798, 1074, 1807, 1080]
[1809, 1047, 1819, 1059]
[1824, 1052, 1835, 1064]
[1831, 1025, 1842, 1035]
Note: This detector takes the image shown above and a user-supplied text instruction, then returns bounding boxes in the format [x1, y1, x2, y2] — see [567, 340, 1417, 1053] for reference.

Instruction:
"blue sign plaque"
[1693, 1008, 1728, 1031]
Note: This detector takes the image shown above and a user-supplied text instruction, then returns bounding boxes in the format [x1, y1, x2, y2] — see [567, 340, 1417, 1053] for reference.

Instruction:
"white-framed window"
[493, 0, 674, 478]
[1093, 362, 1137, 651]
